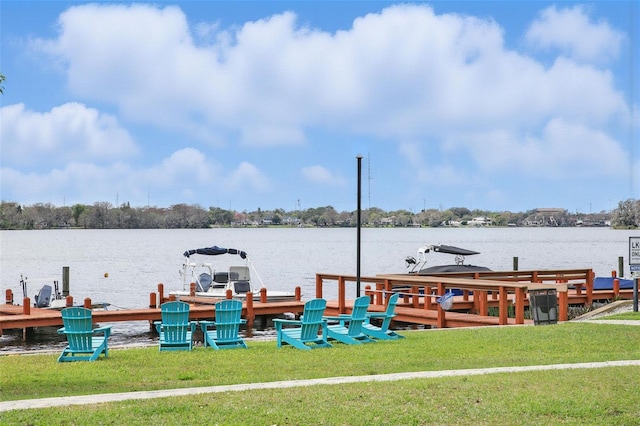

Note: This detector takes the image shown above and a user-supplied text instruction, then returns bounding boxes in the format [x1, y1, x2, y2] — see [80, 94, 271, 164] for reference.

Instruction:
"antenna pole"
[357, 155, 362, 297]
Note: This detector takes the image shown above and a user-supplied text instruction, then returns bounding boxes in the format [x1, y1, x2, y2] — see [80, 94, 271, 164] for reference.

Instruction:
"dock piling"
[62, 266, 70, 296]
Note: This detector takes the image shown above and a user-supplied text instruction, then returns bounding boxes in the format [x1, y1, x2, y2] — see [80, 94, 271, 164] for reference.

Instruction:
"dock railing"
[410, 268, 593, 304]
[315, 272, 571, 328]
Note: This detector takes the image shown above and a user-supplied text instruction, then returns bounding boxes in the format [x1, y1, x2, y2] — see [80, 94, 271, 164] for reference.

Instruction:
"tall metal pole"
[357, 155, 362, 297]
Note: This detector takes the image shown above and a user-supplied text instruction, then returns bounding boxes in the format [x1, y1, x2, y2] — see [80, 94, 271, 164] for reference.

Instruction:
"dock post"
[245, 292, 254, 337]
[515, 288, 525, 324]
[412, 286, 420, 309]
[149, 292, 157, 309]
[315, 274, 323, 299]
[226, 289, 232, 300]
[84, 298, 91, 309]
[157, 283, 164, 304]
[23, 298, 31, 315]
[295, 286, 301, 301]
[498, 287, 508, 325]
[260, 287, 267, 303]
[613, 278, 620, 298]
[338, 276, 346, 314]
[5, 289, 13, 304]
[436, 282, 446, 328]
[66, 296, 73, 307]
[586, 271, 594, 306]
[558, 291, 568, 321]
[62, 266, 70, 297]
[424, 286, 432, 309]
[190, 282, 196, 297]
[618, 257, 624, 277]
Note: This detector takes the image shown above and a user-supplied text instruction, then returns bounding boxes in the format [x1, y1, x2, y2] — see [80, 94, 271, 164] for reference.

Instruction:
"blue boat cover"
[592, 277, 635, 291]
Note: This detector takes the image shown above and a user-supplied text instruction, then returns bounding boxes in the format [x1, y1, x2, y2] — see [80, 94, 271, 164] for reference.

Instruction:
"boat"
[20, 275, 67, 309]
[169, 245, 296, 302]
[405, 244, 492, 274]
[592, 276, 635, 291]
[19, 274, 110, 310]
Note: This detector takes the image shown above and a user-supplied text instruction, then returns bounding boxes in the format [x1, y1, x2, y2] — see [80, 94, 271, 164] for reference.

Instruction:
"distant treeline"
[0, 199, 638, 230]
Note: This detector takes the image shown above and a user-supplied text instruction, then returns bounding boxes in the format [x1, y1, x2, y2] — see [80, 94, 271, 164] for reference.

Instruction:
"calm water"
[1, 227, 638, 352]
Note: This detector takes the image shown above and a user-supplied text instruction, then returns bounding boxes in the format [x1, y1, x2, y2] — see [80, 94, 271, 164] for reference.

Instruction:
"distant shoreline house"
[524, 208, 567, 227]
[468, 217, 492, 226]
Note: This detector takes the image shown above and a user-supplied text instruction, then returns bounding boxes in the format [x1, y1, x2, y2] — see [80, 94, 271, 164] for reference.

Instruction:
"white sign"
[631, 237, 640, 265]
[631, 271, 640, 279]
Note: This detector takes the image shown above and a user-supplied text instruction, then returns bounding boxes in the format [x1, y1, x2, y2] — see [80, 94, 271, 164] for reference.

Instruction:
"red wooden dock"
[1, 268, 635, 339]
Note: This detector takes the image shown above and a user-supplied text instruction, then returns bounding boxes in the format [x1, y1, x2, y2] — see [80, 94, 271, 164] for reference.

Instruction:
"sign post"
[630, 237, 640, 312]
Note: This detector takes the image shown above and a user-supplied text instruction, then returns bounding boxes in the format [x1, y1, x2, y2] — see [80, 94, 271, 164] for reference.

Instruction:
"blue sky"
[1, 1, 638, 213]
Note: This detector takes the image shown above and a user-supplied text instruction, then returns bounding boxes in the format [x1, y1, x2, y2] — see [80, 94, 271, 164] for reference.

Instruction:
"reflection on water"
[2, 227, 637, 353]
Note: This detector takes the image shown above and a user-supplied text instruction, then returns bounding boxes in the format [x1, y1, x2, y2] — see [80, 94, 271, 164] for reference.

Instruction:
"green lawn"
[598, 310, 640, 321]
[2, 322, 639, 425]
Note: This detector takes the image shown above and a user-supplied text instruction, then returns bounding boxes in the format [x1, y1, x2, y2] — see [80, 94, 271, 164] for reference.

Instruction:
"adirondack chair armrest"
[200, 320, 215, 330]
[189, 321, 197, 331]
[93, 325, 112, 338]
[320, 320, 329, 336]
[322, 315, 350, 325]
[273, 318, 301, 330]
[366, 312, 396, 319]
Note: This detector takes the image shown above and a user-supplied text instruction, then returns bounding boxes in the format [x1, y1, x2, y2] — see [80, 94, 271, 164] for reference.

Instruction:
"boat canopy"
[183, 246, 247, 259]
[421, 244, 480, 256]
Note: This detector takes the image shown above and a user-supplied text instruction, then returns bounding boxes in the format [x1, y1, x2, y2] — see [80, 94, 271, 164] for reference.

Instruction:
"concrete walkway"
[2, 360, 640, 412]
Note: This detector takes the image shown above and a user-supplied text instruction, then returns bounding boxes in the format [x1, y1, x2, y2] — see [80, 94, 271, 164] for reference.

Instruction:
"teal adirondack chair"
[154, 301, 196, 351]
[324, 296, 375, 345]
[274, 298, 332, 350]
[200, 299, 247, 350]
[57, 307, 111, 362]
[362, 293, 405, 340]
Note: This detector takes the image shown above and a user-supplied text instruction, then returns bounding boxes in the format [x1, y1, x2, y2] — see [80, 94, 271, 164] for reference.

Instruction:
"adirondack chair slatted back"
[346, 296, 370, 337]
[379, 293, 400, 330]
[161, 301, 191, 344]
[61, 307, 94, 351]
[299, 298, 327, 340]
[215, 299, 243, 342]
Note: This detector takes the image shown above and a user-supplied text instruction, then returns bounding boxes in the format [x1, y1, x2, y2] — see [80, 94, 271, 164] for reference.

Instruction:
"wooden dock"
[0, 285, 306, 339]
[2, 268, 636, 339]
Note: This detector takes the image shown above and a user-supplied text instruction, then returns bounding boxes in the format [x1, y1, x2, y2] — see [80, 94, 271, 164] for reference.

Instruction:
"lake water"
[1, 227, 638, 352]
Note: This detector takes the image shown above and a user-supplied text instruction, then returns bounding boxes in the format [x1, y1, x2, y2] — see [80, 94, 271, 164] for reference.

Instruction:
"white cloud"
[35, 3, 630, 145]
[0, 102, 137, 167]
[9, 3, 633, 210]
[228, 162, 272, 192]
[143, 148, 213, 186]
[525, 5, 624, 63]
[0, 148, 272, 206]
[458, 118, 628, 178]
[301, 165, 346, 186]
[0, 161, 133, 206]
